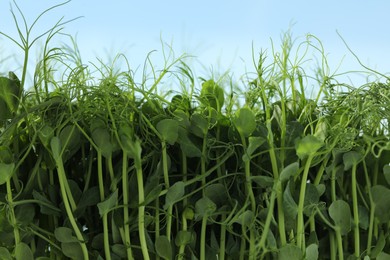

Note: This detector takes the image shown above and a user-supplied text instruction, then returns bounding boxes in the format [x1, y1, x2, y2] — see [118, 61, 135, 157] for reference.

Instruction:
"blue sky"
[1, 0, 389, 88]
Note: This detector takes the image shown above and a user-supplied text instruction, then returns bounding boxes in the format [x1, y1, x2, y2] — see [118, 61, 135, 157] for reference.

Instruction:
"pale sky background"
[1, 0, 390, 91]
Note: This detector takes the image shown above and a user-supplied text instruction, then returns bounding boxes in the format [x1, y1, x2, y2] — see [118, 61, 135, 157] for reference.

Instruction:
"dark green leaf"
[14, 243, 33, 260]
[251, 176, 274, 188]
[195, 196, 217, 218]
[204, 183, 227, 207]
[61, 242, 84, 259]
[157, 119, 179, 145]
[175, 230, 193, 246]
[280, 162, 299, 183]
[55, 227, 79, 243]
[15, 204, 35, 225]
[371, 185, 390, 223]
[234, 210, 254, 227]
[0, 163, 15, 185]
[328, 200, 351, 235]
[383, 165, 390, 186]
[111, 244, 127, 258]
[0, 247, 11, 260]
[155, 235, 172, 260]
[97, 189, 118, 217]
[164, 181, 185, 210]
[32, 190, 61, 216]
[278, 244, 303, 260]
[50, 137, 62, 162]
[343, 151, 363, 171]
[190, 113, 208, 137]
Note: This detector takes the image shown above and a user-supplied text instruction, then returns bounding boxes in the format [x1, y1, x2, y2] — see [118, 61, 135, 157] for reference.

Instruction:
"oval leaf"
[328, 200, 351, 235]
[157, 119, 179, 145]
[295, 135, 323, 160]
[233, 107, 256, 137]
[155, 235, 172, 260]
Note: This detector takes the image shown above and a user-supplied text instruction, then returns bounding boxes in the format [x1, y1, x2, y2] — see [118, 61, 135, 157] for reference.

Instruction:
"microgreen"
[1, 2, 390, 260]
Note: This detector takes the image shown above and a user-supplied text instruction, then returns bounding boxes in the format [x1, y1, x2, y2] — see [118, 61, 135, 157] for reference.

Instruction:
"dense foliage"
[1, 2, 390, 260]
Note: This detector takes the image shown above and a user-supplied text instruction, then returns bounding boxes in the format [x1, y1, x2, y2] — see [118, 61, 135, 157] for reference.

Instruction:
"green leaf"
[164, 181, 185, 210]
[234, 210, 254, 227]
[55, 227, 79, 243]
[14, 242, 33, 260]
[328, 200, 351, 235]
[111, 244, 127, 258]
[15, 204, 35, 225]
[383, 165, 390, 186]
[0, 163, 15, 185]
[175, 230, 193, 246]
[204, 183, 227, 208]
[157, 119, 179, 145]
[295, 135, 323, 160]
[245, 136, 266, 160]
[195, 196, 217, 218]
[97, 189, 118, 217]
[251, 175, 274, 188]
[190, 113, 208, 137]
[200, 79, 224, 111]
[61, 242, 84, 260]
[0, 247, 11, 260]
[278, 244, 303, 260]
[233, 107, 256, 137]
[177, 128, 202, 158]
[0, 73, 21, 120]
[75, 186, 100, 217]
[50, 137, 62, 162]
[280, 162, 299, 183]
[371, 185, 390, 223]
[92, 125, 114, 158]
[283, 182, 298, 220]
[370, 231, 386, 258]
[305, 243, 319, 260]
[38, 125, 55, 149]
[376, 252, 390, 260]
[303, 183, 320, 216]
[32, 190, 61, 216]
[343, 151, 363, 171]
[155, 235, 172, 260]
[59, 125, 81, 159]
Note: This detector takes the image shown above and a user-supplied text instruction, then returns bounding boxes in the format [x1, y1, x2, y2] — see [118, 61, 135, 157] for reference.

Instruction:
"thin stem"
[122, 152, 134, 260]
[351, 163, 360, 258]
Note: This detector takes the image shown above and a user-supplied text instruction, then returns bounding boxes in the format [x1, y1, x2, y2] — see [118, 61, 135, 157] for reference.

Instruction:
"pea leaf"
[55, 227, 79, 243]
[164, 181, 185, 210]
[233, 107, 256, 138]
[278, 244, 303, 260]
[343, 151, 363, 171]
[305, 243, 319, 260]
[0, 247, 11, 260]
[0, 163, 15, 185]
[295, 135, 323, 160]
[280, 162, 299, 183]
[175, 230, 193, 247]
[328, 200, 351, 235]
[157, 119, 179, 145]
[383, 165, 390, 186]
[195, 196, 216, 218]
[97, 189, 118, 217]
[155, 235, 172, 260]
[371, 185, 390, 223]
[14, 243, 33, 260]
[61, 242, 84, 260]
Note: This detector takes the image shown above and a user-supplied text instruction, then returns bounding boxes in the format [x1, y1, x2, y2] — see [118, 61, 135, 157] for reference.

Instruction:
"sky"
[1, 0, 390, 90]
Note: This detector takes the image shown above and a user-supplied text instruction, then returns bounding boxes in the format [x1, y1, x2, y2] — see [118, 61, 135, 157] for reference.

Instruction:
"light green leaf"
[295, 135, 323, 160]
[50, 137, 62, 162]
[61, 242, 84, 260]
[233, 107, 256, 137]
[383, 165, 390, 186]
[305, 243, 319, 260]
[175, 230, 193, 247]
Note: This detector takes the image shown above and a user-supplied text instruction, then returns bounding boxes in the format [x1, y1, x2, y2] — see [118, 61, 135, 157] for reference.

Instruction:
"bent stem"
[55, 156, 89, 260]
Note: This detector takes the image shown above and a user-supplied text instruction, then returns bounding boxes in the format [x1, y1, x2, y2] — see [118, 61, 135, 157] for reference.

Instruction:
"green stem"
[6, 180, 20, 245]
[351, 163, 360, 258]
[56, 159, 89, 260]
[296, 154, 314, 250]
[162, 140, 173, 241]
[122, 152, 134, 260]
[200, 216, 208, 260]
[135, 156, 150, 260]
